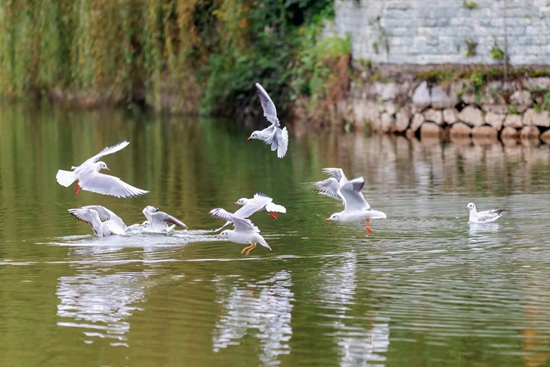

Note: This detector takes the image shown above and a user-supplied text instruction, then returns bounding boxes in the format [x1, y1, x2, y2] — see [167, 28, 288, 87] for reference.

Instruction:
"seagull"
[323, 177, 387, 233]
[209, 208, 271, 257]
[466, 203, 506, 223]
[56, 141, 148, 198]
[247, 82, 289, 158]
[141, 206, 187, 233]
[68, 206, 127, 236]
[314, 168, 349, 202]
[214, 193, 286, 232]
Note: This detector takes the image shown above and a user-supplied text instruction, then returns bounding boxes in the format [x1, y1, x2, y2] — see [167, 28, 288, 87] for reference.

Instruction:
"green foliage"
[534, 91, 550, 113]
[463, 1, 477, 9]
[465, 38, 477, 57]
[490, 41, 504, 61]
[508, 106, 519, 115]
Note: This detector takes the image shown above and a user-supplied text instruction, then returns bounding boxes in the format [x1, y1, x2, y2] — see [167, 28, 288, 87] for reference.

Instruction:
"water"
[1, 104, 550, 366]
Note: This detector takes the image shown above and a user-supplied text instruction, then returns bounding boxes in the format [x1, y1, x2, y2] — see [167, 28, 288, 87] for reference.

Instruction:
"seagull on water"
[247, 83, 289, 158]
[214, 193, 286, 232]
[209, 208, 271, 257]
[68, 205, 127, 236]
[141, 206, 187, 233]
[466, 202, 506, 223]
[322, 177, 387, 233]
[56, 141, 148, 198]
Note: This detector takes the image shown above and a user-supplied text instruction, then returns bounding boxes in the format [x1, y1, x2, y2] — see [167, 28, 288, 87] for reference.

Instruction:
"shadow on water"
[1, 104, 550, 366]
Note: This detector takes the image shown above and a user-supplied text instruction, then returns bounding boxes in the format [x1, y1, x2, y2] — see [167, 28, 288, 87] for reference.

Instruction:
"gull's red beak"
[106, 167, 111, 172]
[247, 137, 252, 141]
[326, 218, 331, 221]
[233, 202, 238, 205]
[215, 234, 220, 238]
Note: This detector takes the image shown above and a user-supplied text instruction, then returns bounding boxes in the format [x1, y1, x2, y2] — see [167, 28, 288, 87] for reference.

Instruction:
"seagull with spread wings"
[209, 208, 271, 257]
[68, 205, 127, 237]
[323, 177, 387, 233]
[247, 83, 289, 158]
[56, 141, 148, 198]
[141, 206, 187, 233]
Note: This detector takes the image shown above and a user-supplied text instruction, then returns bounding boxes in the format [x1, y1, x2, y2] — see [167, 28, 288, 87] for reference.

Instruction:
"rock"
[412, 81, 430, 107]
[461, 93, 477, 105]
[449, 122, 472, 137]
[481, 104, 508, 114]
[458, 106, 484, 127]
[504, 114, 523, 128]
[379, 112, 394, 133]
[520, 125, 540, 139]
[430, 86, 456, 109]
[374, 82, 398, 101]
[485, 112, 505, 131]
[501, 126, 519, 138]
[510, 90, 533, 106]
[423, 108, 443, 125]
[420, 122, 441, 138]
[472, 125, 498, 138]
[410, 113, 425, 132]
[383, 101, 397, 116]
[394, 108, 411, 132]
[443, 108, 459, 124]
[523, 108, 550, 127]
[540, 129, 550, 144]
[522, 77, 550, 90]
[405, 128, 415, 140]
[353, 101, 379, 127]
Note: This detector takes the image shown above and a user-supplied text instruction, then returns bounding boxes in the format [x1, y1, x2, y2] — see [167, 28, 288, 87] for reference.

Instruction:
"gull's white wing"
[255, 83, 279, 126]
[253, 192, 273, 202]
[233, 201, 266, 219]
[209, 208, 258, 232]
[151, 211, 187, 229]
[322, 168, 347, 183]
[314, 178, 343, 202]
[79, 169, 148, 198]
[477, 209, 505, 222]
[265, 202, 286, 213]
[83, 141, 130, 165]
[82, 205, 127, 229]
[104, 221, 127, 235]
[274, 127, 288, 158]
[68, 208, 103, 235]
[339, 177, 371, 211]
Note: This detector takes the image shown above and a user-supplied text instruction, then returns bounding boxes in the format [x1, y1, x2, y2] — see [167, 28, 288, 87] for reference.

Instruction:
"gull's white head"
[96, 161, 111, 172]
[247, 131, 260, 141]
[466, 203, 476, 211]
[234, 198, 248, 206]
[144, 205, 159, 213]
[140, 220, 151, 227]
[326, 213, 341, 222]
[215, 230, 230, 238]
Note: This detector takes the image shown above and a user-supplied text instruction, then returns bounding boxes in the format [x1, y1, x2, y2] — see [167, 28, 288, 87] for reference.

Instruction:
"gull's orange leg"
[245, 243, 257, 257]
[75, 180, 81, 195]
[365, 218, 373, 234]
[269, 212, 278, 219]
[241, 244, 254, 254]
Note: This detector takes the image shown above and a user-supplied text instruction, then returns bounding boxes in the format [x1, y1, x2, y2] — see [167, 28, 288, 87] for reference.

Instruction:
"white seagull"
[68, 205, 127, 236]
[56, 141, 148, 198]
[323, 177, 387, 233]
[209, 208, 271, 257]
[141, 206, 187, 233]
[214, 193, 286, 232]
[466, 202, 506, 223]
[247, 82, 289, 158]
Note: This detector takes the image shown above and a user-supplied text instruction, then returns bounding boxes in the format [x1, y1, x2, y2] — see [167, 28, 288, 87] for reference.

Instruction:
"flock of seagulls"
[56, 82, 506, 256]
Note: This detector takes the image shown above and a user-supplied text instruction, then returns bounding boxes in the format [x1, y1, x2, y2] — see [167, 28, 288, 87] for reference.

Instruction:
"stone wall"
[326, 0, 550, 65]
[340, 75, 550, 144]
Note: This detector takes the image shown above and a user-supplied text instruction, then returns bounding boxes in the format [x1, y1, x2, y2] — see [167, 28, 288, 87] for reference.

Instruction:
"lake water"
[1, 103, 550, 366]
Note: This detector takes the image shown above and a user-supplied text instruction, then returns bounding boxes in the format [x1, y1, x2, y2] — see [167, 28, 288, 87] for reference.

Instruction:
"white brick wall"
[326, 0, 550, 64]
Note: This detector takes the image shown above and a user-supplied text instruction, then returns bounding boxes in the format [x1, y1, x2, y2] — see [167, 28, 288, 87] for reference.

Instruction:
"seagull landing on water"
[141, 206, 187, 233]
[247, 83, 289, 158]
[209, 208, 271, 257]
[313, 168, 349, 202]
[68, 205, 127, 237]
[466, 202, 506, 223]
[56, 141, 148, 198]
[322, 177, 387, 233]
[214, 193, 286, 232]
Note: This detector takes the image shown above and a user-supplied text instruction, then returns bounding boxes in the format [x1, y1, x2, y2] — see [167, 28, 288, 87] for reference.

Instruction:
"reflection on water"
[2, 105, 550, 366]
[213, 270, 293, 366]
